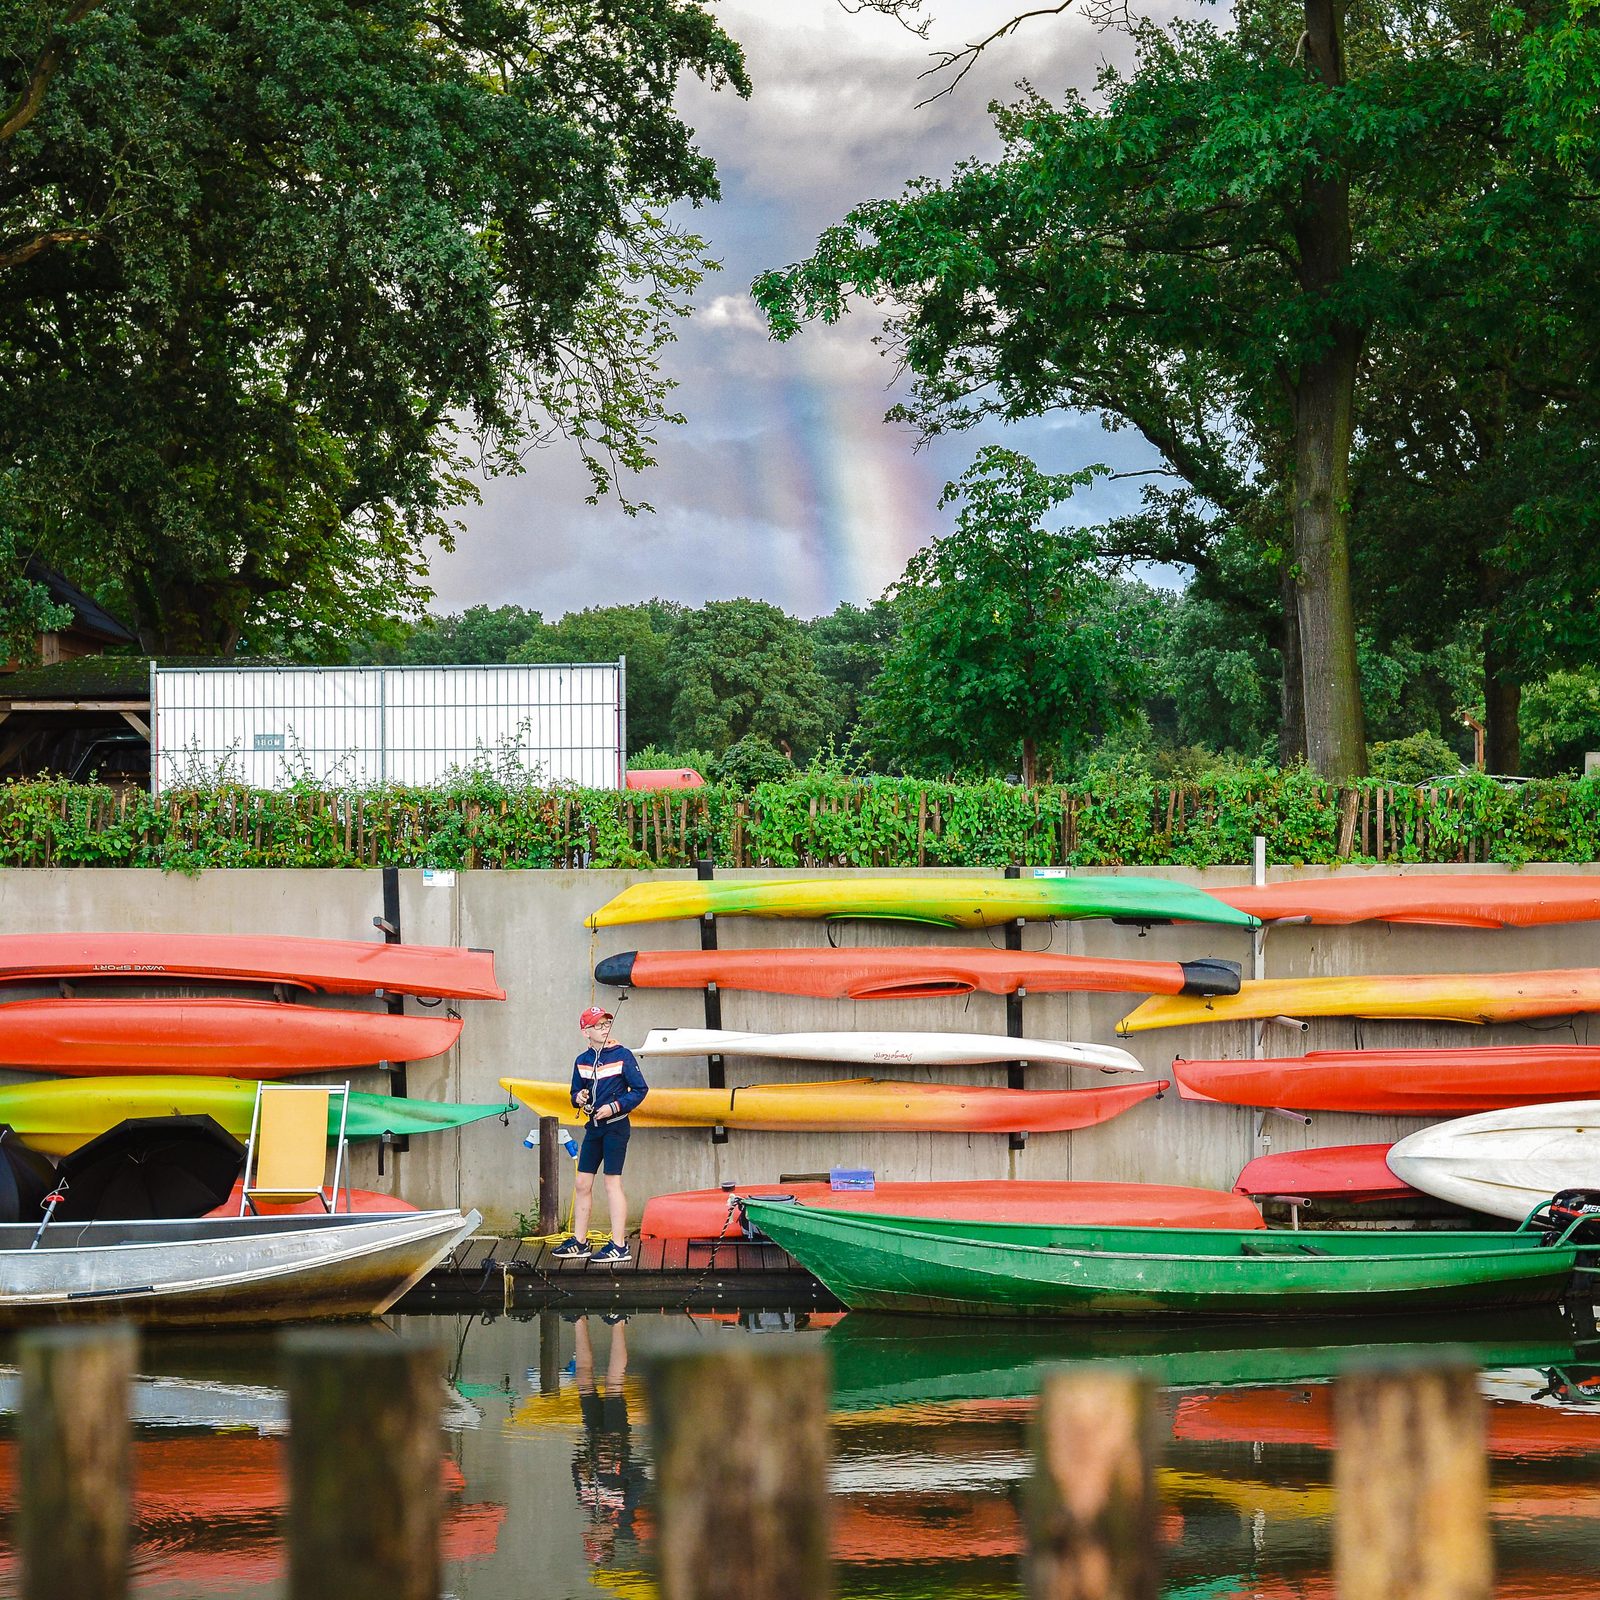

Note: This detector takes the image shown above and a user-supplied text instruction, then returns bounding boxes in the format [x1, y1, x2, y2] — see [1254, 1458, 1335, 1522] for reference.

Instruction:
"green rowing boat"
[586, 874, 1259, 930]
[741, 1199, 1581, 1320]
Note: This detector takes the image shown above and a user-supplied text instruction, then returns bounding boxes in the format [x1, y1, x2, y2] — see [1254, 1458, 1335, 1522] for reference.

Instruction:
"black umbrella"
[0, 1125, 57, 1223]
[55, 1115, 247, 1222]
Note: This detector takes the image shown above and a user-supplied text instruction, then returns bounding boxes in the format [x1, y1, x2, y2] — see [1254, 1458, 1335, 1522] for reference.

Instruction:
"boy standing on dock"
[552, 1006, 648, 1263]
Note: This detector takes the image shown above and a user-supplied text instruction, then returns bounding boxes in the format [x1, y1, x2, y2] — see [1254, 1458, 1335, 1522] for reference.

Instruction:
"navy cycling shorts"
[577, 1118, 631, 1176]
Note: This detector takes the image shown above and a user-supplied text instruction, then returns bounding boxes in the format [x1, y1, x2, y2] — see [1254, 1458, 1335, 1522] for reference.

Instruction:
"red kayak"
[1232, 1144, 1417, 1203]
[641, 1180, 1265, 1240]
[0, 997, 461, 1074]
[596, 947, 1239, 1000]
[205, 1182, 420, 1218]
[0, 931, 504, 999]
[1216, 874, 1600, 929]
[1176, 1046, 1600, 1114]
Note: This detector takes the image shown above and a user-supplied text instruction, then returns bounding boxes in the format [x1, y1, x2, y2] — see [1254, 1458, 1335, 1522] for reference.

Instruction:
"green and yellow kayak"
[586, 875, 1258, 930]
[0, 1076, 507, 1155]
[741, 1200, 1579, 1320]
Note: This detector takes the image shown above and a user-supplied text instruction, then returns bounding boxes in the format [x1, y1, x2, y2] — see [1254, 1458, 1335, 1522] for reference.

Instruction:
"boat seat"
[239, 1082, 351, 1215]
[1240, 1239, 1329, 1257]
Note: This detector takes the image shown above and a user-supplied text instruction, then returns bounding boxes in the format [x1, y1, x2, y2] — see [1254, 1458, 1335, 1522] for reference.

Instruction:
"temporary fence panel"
[151, 662, 625, 792]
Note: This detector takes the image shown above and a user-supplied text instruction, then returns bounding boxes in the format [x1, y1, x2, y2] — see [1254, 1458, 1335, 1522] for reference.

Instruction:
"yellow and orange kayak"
[500, 1076, 1165, 1133]
[1118, 968, 1600, 1033]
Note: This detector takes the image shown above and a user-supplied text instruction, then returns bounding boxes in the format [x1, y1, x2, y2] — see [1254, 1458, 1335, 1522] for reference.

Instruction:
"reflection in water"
[0, 1307, 1593, 1598]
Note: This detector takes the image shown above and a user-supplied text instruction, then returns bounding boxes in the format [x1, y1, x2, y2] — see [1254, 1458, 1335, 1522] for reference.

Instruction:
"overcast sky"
[427, 1, 1166, 622]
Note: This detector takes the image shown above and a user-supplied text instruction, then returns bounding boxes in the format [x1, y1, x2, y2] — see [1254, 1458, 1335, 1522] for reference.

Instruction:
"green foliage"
[0, 475, 72, 661]
[1521, 669, 1600, 775]
[0, 0, 750, 652]
[361, 607, 546, 666]
[1367, 732, 1465, 785]
[667, 598, 838, 759]
[20, 765, 1600, 872]
[805, 600, 899, 745]
[868, 449, 1158, 785]
[711, 735, 795, 791]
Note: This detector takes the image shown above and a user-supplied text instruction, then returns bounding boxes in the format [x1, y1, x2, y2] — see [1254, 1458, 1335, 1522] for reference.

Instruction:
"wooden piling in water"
[283, 1329, 444, 1600]
[19, 1325, 136, 1600]
[1025, 1368, 1160, 1600]
[648, 1342, 832, 1600]
[1333, 1359, 1491, 1600]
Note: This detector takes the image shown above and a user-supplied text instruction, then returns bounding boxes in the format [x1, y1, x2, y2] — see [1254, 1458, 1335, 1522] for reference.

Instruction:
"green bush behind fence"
[3, 771, 1599, 871]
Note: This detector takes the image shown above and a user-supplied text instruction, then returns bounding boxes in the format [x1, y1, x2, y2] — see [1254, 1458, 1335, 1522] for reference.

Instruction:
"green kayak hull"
[742, 1201, 1578, 1321]
[587, 874, 1259, 930]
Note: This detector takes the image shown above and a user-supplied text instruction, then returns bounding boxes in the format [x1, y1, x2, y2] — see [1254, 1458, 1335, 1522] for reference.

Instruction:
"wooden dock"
[397, 1234, 838, 1314]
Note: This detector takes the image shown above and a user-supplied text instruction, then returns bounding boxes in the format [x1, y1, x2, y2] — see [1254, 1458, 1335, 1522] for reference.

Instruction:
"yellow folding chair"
[238, 1082, 351, 1215]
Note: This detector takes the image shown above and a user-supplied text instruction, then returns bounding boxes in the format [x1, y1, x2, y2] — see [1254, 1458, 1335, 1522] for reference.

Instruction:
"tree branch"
[0, 1, 108, 145]
[0, 226, 94, 271]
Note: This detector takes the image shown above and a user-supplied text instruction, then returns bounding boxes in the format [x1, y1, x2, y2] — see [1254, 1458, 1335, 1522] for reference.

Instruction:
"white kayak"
[636, 1028, 1143, 1073]
[1387, 1101, 1600, 1220]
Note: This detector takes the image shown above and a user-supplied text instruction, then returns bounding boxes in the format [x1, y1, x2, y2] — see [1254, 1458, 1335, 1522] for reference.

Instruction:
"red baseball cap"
[578, 1006, 613, 1028]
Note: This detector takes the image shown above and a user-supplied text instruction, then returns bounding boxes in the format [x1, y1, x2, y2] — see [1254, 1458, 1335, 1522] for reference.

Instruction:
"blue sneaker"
[550, 1236, 590, 1260]
[593, 1239, 632, 1265]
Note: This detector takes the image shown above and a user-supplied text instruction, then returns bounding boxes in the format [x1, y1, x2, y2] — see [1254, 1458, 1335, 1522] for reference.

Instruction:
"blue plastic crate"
[829, 1167, 875, 1192]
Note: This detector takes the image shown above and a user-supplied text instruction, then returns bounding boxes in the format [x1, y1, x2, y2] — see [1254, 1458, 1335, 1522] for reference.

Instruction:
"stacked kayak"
[1216, 874, 1600, 929]
[741, 1198, 1579, 1319]
[1387, 1101, 1600, 1220]
[502, 1075, 1165, 1133]
[0, 1077, 507, 1157]
[641, 1180, 1264, 1239]
[1231, 1145, 1419, 1203]
[596, 947, 1241, 1000]
[1119, 968, 1600, 1032]
[637, 1028, 1143, 1073]
[586, 874, 1259, 930]
[1175, 1046, 1600, 1114]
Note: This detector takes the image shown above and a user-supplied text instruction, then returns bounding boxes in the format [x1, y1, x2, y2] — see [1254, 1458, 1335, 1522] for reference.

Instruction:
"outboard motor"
[1541, 1188, 1600, 1242]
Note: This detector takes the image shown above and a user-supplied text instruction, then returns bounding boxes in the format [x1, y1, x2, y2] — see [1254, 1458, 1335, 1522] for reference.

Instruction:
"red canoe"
[0, 997, 461, 1074]
[0, 931, 504, 999]
[204, 1182, 420, 1218]
[1215, 874, 1600, 929]
[596, 947, 1240, 1000]
[641, 1180, 1265, 1239]
[1231, 1143, 1417, 1203]
[1176, 1046, 1600, 1114]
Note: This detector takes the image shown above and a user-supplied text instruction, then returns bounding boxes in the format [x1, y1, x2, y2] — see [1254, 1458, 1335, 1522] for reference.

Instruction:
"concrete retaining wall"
[3, 864, 1599, 1230]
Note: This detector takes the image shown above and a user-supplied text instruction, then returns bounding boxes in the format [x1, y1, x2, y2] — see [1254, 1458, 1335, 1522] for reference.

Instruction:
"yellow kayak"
[585, 875, 1257, 930]
[500, 1076, 1165, 1133]
[1118, 967, 1600, 1034]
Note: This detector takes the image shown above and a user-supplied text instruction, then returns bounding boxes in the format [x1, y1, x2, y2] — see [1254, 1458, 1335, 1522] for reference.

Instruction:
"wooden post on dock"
[538, 1114, 560, 1235]
[1334, 1359, 1491, 1600]
[649, 1343, 832, 1600]
[283, 1330, 444, 1600]
[18, 1325, 136, 1600]
[1025, 1368, 1160, 1600]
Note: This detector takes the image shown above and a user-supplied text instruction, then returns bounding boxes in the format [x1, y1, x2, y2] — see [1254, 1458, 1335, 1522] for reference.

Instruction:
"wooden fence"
[16, 1327, 1506, 1600]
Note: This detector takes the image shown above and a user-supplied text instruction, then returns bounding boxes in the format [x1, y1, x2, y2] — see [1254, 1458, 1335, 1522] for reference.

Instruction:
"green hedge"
[3, 770, 1599, 870]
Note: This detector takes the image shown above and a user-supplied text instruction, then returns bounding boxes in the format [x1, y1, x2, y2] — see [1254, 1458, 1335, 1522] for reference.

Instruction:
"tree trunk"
[1021, 735, 1038, 788]
[1291, 0, 1368, 782]
[1277, 564, 1307, 765]
[1483, 642, 1521, 775]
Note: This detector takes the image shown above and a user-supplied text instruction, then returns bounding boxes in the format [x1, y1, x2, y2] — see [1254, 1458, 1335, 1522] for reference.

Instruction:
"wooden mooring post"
[283, 1329, 444, 1600]
[19, 1325, 136, 1600]
[648, 1342, 832, 1600]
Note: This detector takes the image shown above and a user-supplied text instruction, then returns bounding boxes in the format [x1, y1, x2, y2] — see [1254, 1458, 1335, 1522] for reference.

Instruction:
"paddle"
[30, 1176, 69, 1251]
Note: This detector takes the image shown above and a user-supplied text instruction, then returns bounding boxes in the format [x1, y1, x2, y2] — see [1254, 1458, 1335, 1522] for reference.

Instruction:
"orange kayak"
[1216, 874, 1600, 928]
[204, 1182, 420, 1218]
[1118, 968, 1600, 1032]
[1232, 1143, 1416, 1202]
[0, 931, 504, 998]
[641, 1180, 1264, 1239]
[595, 947, 1240, 1000]
[1176, 1046, 1600, 1114]
[502, 1075, 1167, 1133]
[0, 997, 460, 1073]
